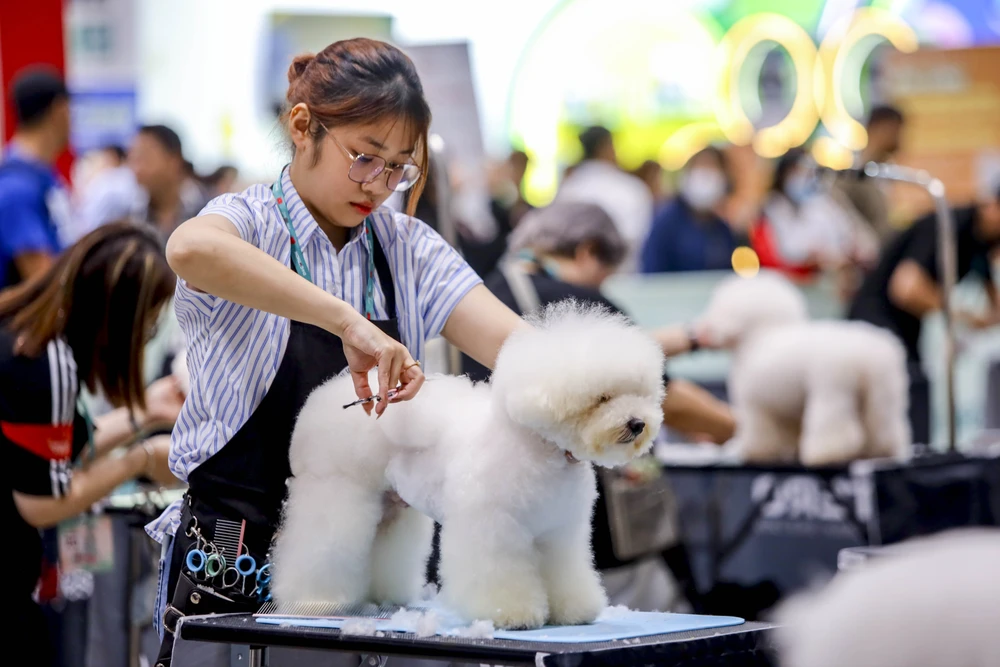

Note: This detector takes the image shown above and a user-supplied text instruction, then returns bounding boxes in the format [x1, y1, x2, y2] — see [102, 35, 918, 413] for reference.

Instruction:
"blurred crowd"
[467, 105, 923, 296]
[0, 68, 240, 293]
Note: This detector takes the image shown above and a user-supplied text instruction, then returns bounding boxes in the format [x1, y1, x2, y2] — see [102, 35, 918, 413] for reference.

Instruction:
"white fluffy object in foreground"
[695, 273, 911, 466]
[774, 529, 1000, 667]
[272, 302, 666, 629]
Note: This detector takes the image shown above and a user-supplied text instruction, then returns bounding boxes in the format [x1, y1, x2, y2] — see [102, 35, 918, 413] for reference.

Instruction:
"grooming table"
[177, 613, 777, 667]
[660, 445, 1000, 606]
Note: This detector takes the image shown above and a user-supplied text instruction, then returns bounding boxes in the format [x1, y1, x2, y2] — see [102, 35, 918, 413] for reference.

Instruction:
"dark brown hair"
[0, 222, 175, 410]
[284, 38, 432, 216]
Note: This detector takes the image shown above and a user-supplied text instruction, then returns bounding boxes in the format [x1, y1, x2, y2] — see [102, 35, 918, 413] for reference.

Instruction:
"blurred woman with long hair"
[2, 222, 183, 662]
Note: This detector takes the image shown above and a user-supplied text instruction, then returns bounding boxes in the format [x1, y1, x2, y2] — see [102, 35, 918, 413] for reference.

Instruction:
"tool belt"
[154, 496, 272, 667]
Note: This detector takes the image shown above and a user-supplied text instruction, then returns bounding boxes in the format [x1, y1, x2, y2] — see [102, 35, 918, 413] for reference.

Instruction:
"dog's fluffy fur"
[772, 529, 1000, 667]
[271, 302, 666, 628]
[695, 272, 911, 466]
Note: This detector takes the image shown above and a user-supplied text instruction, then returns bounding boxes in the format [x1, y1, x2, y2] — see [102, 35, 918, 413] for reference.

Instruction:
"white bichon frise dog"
[271, 302, 666, 629]
[695, 272, 911, 466]
[773, 529, 1000, 667]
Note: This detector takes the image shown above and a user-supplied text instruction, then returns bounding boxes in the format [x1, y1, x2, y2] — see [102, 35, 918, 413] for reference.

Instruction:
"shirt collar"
[278, 165, 381, 253]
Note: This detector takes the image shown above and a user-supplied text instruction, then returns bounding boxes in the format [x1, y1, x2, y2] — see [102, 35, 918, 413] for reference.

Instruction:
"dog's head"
[694, 272, 809, 349]
[491, 300, 665, 467]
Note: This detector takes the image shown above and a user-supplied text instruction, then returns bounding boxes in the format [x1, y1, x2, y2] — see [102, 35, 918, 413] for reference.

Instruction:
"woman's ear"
[288, 103, 313, 152]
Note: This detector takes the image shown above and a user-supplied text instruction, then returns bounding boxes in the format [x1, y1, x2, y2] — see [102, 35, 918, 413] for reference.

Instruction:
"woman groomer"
[2, 222, 182, 664]
[150, 38, 523, 666]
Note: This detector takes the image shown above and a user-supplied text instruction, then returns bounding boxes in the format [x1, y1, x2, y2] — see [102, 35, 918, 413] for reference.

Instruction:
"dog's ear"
[504, 385, 556, 430]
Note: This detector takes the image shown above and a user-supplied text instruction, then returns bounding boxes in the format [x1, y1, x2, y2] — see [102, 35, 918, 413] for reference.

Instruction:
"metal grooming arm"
[862, 162, 958, 453]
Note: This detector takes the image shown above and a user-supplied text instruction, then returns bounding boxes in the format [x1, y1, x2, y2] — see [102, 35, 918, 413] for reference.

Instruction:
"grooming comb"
[255, 600, 399, 620]
[212, 519, 244, 561]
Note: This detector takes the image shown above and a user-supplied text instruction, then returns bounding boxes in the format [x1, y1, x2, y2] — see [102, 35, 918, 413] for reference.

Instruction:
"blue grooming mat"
[255, 603, 745, 643]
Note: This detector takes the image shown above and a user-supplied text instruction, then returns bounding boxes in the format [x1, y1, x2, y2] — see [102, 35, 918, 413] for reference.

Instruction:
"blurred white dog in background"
[695, 272, 911, 466]
[773, 528, 1000, 667]
[272, 302, 666, 629]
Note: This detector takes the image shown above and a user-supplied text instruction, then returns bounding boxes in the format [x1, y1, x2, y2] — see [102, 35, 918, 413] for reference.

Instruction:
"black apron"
[155, 211, 400, 666]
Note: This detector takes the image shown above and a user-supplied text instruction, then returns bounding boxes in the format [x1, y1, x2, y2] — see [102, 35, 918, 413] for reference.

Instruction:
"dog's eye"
[598, 394, 611, 404]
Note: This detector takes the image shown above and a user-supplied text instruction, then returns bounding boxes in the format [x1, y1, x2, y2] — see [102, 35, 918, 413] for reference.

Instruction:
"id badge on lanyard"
[58, 514, 115, 574]
[57, 396, 113, 573]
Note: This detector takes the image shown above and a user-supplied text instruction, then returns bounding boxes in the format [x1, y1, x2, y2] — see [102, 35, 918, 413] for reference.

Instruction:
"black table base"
[177, 613, 777, 667]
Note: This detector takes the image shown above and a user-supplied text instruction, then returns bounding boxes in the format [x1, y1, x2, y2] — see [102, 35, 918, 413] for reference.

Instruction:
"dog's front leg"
[538, 522, 608, 625]
[369, 505, 434, 605]
[439, 511, 548, 630]
[271, 476, 383, 606]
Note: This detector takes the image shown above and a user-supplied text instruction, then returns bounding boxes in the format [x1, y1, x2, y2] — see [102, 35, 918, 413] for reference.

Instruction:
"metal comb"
[255, 600, 400, 620]
[212, 518, 244, 560]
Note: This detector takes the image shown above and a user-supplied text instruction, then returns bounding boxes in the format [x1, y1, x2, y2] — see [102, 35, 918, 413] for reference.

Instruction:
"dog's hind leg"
[799, 381, 865, 466]
[369, 505, 435, 605]
[538, 521, 607, 625]
[439, 511, 548, 630]
[270, 475, 383, 606]
[735, 406, 799, 463]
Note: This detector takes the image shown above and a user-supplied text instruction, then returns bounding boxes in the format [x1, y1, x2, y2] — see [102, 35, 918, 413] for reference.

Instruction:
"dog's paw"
[546, 579, 608, 626]
[490, 604, 549, 631]
[446, 582, 549, 630]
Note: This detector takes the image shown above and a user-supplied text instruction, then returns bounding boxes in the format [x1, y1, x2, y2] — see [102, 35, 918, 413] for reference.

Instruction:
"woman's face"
[290, 106, 420, 228]
[575, 245, 617, 288]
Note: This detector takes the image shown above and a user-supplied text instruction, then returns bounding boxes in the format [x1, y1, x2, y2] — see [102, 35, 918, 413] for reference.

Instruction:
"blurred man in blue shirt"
[0, 67, 72, 289]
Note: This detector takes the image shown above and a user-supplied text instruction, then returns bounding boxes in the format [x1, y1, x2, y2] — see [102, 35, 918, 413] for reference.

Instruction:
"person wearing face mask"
[150, 38, 527, 667]
[751, 149, 878, 287]
[640, 147, 738, 273]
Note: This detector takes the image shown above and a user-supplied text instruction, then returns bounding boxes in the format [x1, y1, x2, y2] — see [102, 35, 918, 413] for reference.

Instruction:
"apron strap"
[368, 224, 397, 318]
[499, 261, 542, 315]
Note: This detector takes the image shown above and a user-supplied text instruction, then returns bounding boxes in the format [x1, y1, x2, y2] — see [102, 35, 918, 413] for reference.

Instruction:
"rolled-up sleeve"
[200, 193, 262, 245]
[407, 218, 483, 339]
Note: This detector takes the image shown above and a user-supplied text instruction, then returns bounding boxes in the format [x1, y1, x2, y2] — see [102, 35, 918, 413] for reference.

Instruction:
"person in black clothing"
[462, 201, 736, 611]
[464, 201, 735, 443]
[1, 222, 183, 664]
[848, 186, 1000, 443]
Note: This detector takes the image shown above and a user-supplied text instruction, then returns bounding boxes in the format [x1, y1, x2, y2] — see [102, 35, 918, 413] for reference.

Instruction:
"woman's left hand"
[142, 375, 186, 431]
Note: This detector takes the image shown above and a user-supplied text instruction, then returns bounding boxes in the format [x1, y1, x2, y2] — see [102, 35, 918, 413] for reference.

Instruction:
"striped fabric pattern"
[46, 338, 76, 498]
[146, 166, 482, 543]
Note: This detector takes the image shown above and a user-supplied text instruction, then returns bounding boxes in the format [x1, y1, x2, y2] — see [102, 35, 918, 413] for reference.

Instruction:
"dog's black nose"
[626, 418, 645, 435]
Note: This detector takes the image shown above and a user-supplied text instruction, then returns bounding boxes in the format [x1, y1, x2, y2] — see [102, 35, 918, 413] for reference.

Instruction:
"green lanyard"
[271, 176, 378, 319]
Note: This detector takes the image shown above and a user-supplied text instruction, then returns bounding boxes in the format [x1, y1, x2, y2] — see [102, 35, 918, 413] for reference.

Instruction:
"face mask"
[680, 168, 726, 211]
[785, 173, 815, 204]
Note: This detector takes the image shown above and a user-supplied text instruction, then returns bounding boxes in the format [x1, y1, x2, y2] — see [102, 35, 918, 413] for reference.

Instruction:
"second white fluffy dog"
[695, 273, 911, 466]
[271, 302, 666, 629]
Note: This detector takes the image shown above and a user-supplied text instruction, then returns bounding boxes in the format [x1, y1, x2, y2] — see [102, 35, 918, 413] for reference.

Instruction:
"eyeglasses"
[323, 125, 422, 192]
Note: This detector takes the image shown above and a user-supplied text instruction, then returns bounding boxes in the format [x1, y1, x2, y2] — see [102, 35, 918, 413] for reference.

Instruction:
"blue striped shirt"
[145, 166, 481, 543]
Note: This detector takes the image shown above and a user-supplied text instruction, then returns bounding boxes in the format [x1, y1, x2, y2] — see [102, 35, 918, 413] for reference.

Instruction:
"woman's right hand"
[340, 315, 424, 416]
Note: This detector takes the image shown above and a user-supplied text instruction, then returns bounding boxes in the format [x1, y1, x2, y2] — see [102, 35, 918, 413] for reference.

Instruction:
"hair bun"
[288, 54, 315, 84]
